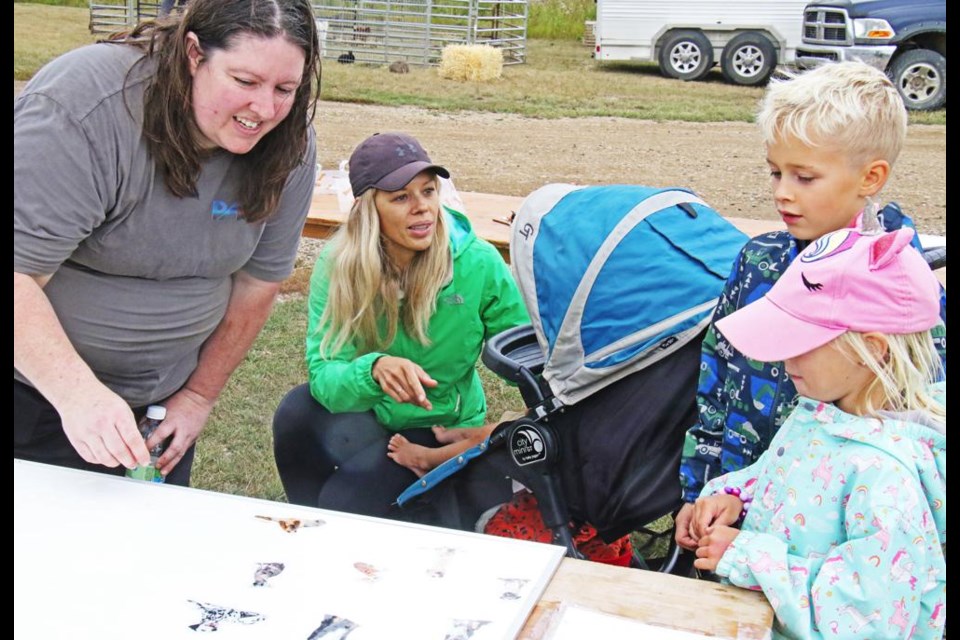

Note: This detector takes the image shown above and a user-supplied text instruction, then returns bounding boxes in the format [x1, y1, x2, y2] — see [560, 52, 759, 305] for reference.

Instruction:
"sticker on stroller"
[510, 424, 547, 465]
[252, 562, 285, 587]
[517, 222, 535, 241]
[307, 614, 358, 639]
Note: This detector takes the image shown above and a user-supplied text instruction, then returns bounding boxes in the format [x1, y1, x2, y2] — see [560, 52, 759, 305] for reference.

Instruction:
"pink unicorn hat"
[715, 228, 941, 362]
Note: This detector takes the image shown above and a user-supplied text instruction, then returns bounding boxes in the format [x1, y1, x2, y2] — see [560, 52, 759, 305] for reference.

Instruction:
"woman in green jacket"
[273, 132, 529, 526]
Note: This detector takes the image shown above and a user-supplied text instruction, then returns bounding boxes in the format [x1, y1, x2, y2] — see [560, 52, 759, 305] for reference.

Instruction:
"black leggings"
[13, 380, 195, 486]
[272, 384, 511, 528]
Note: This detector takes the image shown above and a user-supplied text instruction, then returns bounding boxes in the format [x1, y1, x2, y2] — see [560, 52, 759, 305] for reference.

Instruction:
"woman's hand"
[694, 525, 740, 572]
[58, 381, 149, 470]
[15, 272, 149, 469]
[150, 387, 215, 476]
[372, 356, 438, 410]
[690, 494, 744, 541]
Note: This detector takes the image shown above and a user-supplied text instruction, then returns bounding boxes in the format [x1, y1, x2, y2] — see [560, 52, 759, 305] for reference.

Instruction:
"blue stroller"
[398, 184, 749, 571]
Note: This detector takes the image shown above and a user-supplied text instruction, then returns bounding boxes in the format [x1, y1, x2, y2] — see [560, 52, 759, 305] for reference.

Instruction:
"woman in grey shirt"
[13, 0, 321, 484]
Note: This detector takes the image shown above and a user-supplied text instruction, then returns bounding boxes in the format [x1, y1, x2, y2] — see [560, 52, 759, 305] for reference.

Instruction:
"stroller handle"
[482, 324, 554, 409]
[923, 246, 946, 272]
[482, 324, 546, 376]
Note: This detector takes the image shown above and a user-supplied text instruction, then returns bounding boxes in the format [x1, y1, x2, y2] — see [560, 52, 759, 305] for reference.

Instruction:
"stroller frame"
[479, 323, 687, 573]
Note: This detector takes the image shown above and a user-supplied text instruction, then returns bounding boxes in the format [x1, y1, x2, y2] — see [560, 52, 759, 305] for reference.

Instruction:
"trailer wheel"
[889, 49, 946, 111]
[720, 32, 777, 86]
[659, 30, 714, 81]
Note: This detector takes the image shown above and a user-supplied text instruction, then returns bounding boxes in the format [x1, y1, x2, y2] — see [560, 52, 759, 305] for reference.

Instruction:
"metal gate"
[314, 0, 527, 65]
[88, 1, 528, 66]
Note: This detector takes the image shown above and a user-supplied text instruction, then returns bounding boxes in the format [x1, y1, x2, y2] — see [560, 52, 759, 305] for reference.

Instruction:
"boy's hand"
[693, 525, 740, 572]
[674, 503, 700, 550]
[690, 494, 744, 541]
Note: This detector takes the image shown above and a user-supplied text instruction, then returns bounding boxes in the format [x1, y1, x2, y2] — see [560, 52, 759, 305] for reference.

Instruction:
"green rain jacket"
[305, 206, 529, 432]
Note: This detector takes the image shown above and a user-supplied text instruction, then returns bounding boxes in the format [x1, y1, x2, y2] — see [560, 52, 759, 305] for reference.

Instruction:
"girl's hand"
[694, 525, 740, 572]
[690, 493, 744, 540]
[372, 356, 438, 410]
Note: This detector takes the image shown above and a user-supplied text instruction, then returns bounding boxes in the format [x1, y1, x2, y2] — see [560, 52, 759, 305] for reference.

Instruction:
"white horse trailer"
[594, 0, 808, 85]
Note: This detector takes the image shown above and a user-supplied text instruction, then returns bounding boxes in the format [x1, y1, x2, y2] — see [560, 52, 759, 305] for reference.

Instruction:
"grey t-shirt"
[14, 43, 316, 406]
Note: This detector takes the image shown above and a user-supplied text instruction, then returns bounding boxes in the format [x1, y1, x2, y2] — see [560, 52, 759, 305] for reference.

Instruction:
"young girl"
[688, 228, 945, 639]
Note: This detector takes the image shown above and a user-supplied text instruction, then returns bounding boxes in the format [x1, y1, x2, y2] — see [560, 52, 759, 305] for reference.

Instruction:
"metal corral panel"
[314, 0, 527, 66]
[90, 1, 162, 34]
[596, 0, 807, 63]
[89, 0, 527, 66]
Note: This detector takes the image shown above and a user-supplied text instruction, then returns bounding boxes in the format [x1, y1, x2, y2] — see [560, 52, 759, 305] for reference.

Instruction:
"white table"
[14, 460, 563, 639]
[14, 460, 774, 639]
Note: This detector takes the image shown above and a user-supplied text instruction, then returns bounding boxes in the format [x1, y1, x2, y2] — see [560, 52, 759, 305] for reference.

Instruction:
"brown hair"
[108, 0, 321, 222]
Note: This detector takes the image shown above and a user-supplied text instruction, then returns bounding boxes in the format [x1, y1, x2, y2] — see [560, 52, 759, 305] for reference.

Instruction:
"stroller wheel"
[628, 525, 698, 576]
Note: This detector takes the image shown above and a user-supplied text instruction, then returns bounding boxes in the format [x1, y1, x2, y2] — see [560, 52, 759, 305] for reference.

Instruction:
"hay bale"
[438, 44, 504, 82]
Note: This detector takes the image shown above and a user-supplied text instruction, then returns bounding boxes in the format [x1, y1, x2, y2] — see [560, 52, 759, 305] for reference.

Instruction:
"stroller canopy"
[510, 184, 748, 406]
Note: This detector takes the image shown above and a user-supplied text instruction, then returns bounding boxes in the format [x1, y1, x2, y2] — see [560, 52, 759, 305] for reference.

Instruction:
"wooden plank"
[305, 190, 782, 262]
[305, 189, 946, 287]
[518, 558, 774, 639]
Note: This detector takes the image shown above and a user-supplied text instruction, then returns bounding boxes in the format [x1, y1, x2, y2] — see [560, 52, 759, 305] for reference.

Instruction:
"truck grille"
[802, 7, 852, 45]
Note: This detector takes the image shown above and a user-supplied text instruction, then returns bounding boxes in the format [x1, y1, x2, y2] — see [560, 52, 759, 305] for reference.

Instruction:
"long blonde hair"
[834, 330, 945, 426]
[319, 187, 452, 357]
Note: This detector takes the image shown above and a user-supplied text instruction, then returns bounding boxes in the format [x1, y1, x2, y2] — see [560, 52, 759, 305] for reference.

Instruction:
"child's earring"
[860, 196, 883, 235]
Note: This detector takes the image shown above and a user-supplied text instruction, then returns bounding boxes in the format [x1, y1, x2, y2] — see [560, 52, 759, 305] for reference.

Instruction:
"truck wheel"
[721, 32, 777, 86]
[889, 49, 946, 111]
[658, 30, 714, 82]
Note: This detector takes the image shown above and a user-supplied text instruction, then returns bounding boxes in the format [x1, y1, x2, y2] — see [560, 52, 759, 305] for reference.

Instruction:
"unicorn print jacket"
[702, 382, 946, 639]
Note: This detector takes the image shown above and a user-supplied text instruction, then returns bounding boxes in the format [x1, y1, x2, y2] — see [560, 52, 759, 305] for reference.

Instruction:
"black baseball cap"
[348, 132, 450, 198]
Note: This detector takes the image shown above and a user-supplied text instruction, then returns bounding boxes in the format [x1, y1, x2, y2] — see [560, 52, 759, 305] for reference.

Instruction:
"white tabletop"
[14, 460, 564, 639]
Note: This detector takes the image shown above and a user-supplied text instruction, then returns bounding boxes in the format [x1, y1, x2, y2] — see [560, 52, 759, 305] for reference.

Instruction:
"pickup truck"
[795, 0, 946, 110]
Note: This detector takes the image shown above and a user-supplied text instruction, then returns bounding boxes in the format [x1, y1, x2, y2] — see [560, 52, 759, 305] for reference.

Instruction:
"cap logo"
[799, 229, 858, 264]
[395, 143, 419, 158]
[801, 273, 823, 292]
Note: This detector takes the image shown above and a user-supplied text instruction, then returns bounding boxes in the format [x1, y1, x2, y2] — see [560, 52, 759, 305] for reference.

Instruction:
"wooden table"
[520, 558, 774, 639]
[306, 188, 947, 287]
[305, 189, 785, 264]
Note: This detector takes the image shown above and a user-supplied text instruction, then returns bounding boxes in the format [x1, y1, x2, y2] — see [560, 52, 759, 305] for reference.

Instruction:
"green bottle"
[125, 405, 167, 483]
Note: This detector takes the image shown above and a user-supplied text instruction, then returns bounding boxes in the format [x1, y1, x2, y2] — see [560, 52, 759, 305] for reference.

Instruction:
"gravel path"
[14, 80, 945, 235]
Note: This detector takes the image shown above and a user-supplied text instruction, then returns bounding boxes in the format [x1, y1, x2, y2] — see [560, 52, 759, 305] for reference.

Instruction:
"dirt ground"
[13, 80, 946, 234]
[312, 101, 947, 235]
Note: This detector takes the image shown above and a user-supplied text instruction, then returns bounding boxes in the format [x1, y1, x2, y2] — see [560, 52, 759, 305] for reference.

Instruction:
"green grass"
[14, 0, 88, 6]
[322, 40, 771, 122]
[527, 0, 595, 40]
[15, 3, 945, 124]
[193, 298, 307, 501]
[13, 4, 97, 80]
